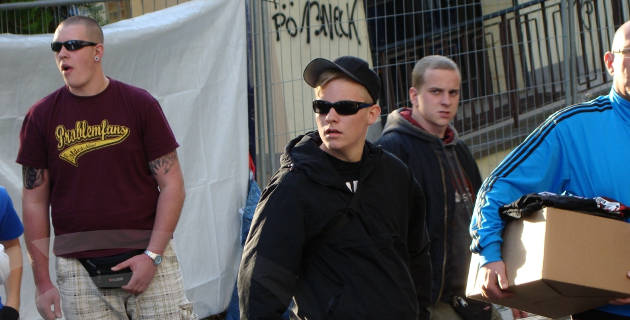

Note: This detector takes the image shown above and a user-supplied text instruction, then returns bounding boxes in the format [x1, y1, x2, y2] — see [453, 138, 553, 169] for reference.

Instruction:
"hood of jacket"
[378, 107, 482, 304]
[280, 131, 382, 188]
[381, 107, 460, 147]
[253, 131, 429, 319]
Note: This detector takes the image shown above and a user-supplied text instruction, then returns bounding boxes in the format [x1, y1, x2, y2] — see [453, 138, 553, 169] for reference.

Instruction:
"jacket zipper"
[435, 149, 449, 303]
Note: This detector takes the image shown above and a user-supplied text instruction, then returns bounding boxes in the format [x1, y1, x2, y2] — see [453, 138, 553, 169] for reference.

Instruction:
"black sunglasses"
[312, 100, 373, 115]
[51, 40, 97, 52]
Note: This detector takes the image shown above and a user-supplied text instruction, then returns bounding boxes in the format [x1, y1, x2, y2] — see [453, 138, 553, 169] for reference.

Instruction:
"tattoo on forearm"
[149, 152, 177, 176]
[22, 166, 44, 189]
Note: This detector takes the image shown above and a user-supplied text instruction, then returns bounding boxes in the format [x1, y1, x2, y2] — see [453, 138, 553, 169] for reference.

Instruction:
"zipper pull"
[454, 296, 468, 308]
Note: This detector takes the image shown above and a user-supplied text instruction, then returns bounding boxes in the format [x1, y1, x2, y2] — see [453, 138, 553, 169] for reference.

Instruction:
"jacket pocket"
[326, 288, 344, 318]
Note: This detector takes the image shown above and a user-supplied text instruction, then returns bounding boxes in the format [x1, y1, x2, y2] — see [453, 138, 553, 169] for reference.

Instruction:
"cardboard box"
[466, 207, 630, 318]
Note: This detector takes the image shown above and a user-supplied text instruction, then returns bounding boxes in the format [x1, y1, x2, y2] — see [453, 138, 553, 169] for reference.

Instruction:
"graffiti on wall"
[269, 0, 362, 45]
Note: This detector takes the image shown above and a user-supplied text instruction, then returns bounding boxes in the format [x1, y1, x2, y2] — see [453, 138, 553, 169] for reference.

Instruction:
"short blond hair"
[313, 70, 372, 102]
[58, 16, 104, 43]
[313, 70, 344, 97]
[411, 55, 460, 89]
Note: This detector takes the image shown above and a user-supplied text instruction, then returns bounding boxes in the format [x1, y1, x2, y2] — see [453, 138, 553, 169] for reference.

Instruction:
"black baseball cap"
[303, 56, 381, 103]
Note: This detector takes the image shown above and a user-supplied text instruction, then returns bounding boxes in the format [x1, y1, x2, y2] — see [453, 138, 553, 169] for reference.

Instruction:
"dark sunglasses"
[312, 100, 373, 115]
[51, 40, 97, 52]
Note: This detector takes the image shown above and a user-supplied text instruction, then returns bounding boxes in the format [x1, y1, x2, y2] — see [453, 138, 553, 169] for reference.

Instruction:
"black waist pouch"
[452, 296, 493, 320]
[78, 249, 143, 288]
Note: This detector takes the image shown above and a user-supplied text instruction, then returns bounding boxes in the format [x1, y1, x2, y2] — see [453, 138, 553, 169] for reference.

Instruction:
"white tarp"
[0, 0, 248, 318]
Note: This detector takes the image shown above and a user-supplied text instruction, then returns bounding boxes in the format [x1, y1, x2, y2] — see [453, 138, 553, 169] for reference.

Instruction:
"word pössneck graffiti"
[270, 0, 362, 45]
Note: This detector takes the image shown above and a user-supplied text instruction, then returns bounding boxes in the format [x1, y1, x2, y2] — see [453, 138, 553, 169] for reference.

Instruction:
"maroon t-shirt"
[16, 79, 179, 258]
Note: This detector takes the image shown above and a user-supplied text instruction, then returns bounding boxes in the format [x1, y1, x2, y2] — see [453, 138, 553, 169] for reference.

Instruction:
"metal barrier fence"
[0, 0, 186, 34]
[247, 0, 630, 183]
[2, 0, 629, 183]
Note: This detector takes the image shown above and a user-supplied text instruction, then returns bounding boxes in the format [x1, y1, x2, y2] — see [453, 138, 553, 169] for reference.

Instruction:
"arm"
[147, 150, 185, 254]
[470, 127, 568, 265]
[1, 238, 22, 311]
[377, 133, 409, 164]
[238, 176, 305, 319]
[469, 126, 568, 314]
[22, 166, 61, 319]
[407, 175, 432, 320]
[113, 150, 185, 294]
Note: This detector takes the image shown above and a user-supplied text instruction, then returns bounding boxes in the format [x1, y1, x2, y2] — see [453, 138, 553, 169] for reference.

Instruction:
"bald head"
[57, 16, 103, 44]
[611, 21, 630, 52]
[605, 21, 630, 101]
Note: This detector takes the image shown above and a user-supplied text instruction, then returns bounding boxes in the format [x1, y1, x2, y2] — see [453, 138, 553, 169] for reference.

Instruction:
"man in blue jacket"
[470, 21, 630, 319]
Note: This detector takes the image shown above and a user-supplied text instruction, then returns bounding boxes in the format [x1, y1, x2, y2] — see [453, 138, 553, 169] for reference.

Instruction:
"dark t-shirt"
[16, 79, 178, 258]
[325, 153, 361, 193]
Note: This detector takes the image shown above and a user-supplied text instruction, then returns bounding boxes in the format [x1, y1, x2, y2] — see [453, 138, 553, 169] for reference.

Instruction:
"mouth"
[61, 64, 72, 73]
[324, 128, 341, 136]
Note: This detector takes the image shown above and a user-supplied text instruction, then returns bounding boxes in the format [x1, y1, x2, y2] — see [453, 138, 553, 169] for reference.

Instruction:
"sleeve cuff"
[0, 305, 19, 320]
[479, 242, 502, 266]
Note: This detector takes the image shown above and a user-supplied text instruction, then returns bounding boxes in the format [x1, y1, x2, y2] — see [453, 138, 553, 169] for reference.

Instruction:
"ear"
[366, 104, 381, 125]
[604, 51, 615, 76]
[94, 43, 105, 62]
[409, 86, 418, 106]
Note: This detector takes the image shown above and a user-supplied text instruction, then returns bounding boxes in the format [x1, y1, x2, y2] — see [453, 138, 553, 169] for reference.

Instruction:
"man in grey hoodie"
[378, 55, 498, 320]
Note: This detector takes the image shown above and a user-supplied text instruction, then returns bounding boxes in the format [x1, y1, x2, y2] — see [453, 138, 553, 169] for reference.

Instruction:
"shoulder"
[0, 187, 11, 213]
[377, 130, 406, 145]
[27, 86, 66, 115]
[377, 131, 413, 158]
[375, 147, 412, 176]
[255, 166, 315, 217]
[549, 96, 613, 127]
[369, 149, 422, 198]
[454, 140, 475, 158]
[262, 165, 310, 197]
[0, 187, 8, 201]
[110, 79, 159, 104]
[503, 96, 612, 149]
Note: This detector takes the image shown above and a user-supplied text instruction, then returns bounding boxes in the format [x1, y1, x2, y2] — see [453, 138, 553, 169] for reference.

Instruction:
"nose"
[440, 93, 451, 105]
[324, 107, 340, 122]
[56, 45, 70, 59]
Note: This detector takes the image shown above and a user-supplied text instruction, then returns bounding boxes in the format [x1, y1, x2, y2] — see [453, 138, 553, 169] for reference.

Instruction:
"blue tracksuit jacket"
[470, 89, 630, 316]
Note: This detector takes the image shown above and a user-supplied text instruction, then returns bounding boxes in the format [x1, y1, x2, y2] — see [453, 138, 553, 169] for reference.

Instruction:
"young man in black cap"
[238, 56, 432, 319]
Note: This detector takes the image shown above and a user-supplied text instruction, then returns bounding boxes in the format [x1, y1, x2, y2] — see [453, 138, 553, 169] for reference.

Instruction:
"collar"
[400, 108, 455, 144]
[609, 89, 630, 125]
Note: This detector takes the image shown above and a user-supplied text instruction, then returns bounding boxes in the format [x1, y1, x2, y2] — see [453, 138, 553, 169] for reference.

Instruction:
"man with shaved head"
[378, 55, 495, 320]
[470, 21, 630, 319]
[17, 16, 196, 319]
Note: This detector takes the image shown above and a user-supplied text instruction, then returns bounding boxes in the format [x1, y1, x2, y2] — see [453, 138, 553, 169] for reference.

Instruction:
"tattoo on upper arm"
[22, 166, 44, 190]
[149, 152, 177, 176]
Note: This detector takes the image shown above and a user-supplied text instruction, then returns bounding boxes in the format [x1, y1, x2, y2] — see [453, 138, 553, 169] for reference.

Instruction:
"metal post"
[251, 0, 276, 185]
[251, 0, 265, 185]
[260, 0, 276, 184]
[561, 0, 577, 106]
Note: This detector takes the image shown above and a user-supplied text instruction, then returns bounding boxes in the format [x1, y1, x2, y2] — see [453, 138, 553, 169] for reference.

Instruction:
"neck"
[69, 73, 109, 97]
[320, 143, 364, 163]
[410, 109, 446, 138]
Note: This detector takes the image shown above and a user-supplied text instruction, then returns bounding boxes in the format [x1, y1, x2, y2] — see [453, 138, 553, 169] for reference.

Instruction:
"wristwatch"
[144, 250, 163, 266]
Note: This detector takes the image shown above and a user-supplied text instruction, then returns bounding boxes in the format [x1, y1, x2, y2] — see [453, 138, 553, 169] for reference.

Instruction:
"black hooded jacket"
[238, 131, 432, 320]
[378, 108, 482, 304]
